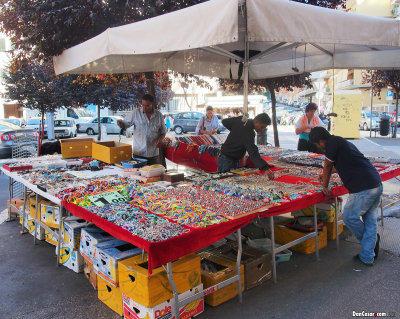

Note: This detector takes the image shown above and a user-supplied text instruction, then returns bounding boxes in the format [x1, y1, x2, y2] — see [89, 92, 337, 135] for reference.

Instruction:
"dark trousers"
[217, 154, 239, 173]
[297, 139, 323, 154]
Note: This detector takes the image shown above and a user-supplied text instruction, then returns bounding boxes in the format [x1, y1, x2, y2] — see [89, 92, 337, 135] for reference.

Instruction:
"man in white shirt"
[117, 94, 166, 165]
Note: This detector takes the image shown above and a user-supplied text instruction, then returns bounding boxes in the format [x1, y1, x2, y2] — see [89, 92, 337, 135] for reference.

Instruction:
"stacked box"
[197, 252, 244, 307]
[98, 276, 123, 316]
[29, 196, 45, 220]
[92, 141, 132, 164]
[40, 201, 61, 228]
[56, 245, 84, 273]
[22, 214, 45, 240]
[45, 229, 59, 246]
[93, 239, 142, 286]
[295, 199, 342, 223]
[123, 284, 204, 319]
[324, 217, 344, 240]
[118, 253, 201, 308]
[62, 217, 91, 250]
[207, 242, 272, 290]
[79, 227, 114, 263]
[274, 224, 327, 254]
[7, 197, 25, 215]
[84, 259, 97, 290]
[61, 138, 94, 158]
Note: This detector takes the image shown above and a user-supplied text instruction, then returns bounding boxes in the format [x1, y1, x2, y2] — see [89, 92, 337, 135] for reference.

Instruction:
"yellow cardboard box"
[98, 276, 123, 316]
[118, 253, 201, 308]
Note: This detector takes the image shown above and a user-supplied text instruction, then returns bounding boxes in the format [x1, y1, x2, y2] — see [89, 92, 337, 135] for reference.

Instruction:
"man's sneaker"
[374, 233, 380, 260]
[353, 254, 373, 267]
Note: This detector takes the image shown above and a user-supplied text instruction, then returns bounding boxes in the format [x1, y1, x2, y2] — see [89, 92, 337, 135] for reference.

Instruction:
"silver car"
[78, 116, 123, 135]
[0, 119, 36, 159]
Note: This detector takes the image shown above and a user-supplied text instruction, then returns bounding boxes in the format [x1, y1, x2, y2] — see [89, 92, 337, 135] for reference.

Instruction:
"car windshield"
[5, 119, 20, 126]
[365, 111, 380, 118]
[27, 119, 47, 125]
[55, 120, 72, 127]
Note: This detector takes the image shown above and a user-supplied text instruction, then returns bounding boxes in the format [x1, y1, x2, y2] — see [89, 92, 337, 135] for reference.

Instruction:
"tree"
[219, 74, 312, 147]
[362, 70, 400, 138]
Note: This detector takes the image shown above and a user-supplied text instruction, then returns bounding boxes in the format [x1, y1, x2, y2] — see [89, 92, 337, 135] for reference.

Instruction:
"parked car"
[0, 119, 36, 158]
[5, 118, 26, 127]
[360, 111, 380, 131]
[54, 118, 77, 138]
[172, 111, 226, 134]
[78, 116, 123, 135]
[388, 112, 400, 127]
[26, 117, 48, 138]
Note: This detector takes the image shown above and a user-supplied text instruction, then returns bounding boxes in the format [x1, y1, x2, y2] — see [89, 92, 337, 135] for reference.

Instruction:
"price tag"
[88, 191, 128, 207]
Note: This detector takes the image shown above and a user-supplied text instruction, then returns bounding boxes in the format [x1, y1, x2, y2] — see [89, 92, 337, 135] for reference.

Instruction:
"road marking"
[0, 208, 8, 224]
[361, 137, 380, 147]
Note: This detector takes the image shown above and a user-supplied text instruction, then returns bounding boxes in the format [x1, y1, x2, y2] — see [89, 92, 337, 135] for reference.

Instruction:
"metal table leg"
[313, 204, 319, 261]
[56, 205, 64, 266]
[33, 193, 39, 246]
[20, 186, 28, 234]
[270, 216, 277, 284]
[236, 229, 243, 303]
[166, 262, 179, 318]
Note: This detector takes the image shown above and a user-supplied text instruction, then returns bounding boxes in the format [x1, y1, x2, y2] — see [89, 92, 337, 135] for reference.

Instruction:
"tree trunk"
[268, 85, 280, 147]
[145, 72, 156, 108]
[97, 106, 101, 141]
[393, 91, 399, 138]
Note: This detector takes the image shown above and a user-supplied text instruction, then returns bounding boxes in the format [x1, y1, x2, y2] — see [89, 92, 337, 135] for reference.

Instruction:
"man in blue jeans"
[309, 127, 382, 266]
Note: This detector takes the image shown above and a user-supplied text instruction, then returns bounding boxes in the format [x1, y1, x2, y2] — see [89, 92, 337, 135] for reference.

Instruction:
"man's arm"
[245, 142, 274, 180]
[321, 158, 334, 196]
[221, 117, 236, 131]
[117, 111, 135, 129]
[155, 114, 167, 147]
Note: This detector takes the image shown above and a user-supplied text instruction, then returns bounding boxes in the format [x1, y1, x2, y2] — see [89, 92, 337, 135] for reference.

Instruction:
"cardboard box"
[84, 259, 97, 290]
[93, 239, 142, 287]
[61, 138, 94, 159]
[79, 227, 114, 263]
[20, 214, 45, 240]
[7, 197, 25, 215]
[197, 252, 244, 307]
[209, 242, 272, 290]
[56, 245, 84, 273]
[40, 202, 61, 228]
[92, 141, 132, 164]
[123, 284, 204, 319]
[274, 224, 327, 254]
[45, 229, 59, 246]
[119, 253, 201, 308]
[29, 196, 45, 220]
[324, 218, 344, 240]
[98, 276, 123, 316]
[296, 199, 341, 223]
[62, 216, 91, 250]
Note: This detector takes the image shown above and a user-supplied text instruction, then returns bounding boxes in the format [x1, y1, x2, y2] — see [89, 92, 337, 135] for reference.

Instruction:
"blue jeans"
[343, 184, 383, 264]
[217, 154, 239, 173]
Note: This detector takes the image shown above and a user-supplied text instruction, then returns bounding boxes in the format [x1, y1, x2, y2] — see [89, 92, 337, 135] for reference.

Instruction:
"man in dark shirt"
[309, 127, 382, 266]
[218, 113, 274, 179]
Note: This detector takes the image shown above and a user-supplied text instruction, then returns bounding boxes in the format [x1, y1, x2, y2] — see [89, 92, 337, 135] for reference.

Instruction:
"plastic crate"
[121, 158, 148, 168]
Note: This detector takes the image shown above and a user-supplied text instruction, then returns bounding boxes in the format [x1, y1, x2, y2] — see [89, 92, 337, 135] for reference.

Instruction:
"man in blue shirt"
[309, 127, 382, 266]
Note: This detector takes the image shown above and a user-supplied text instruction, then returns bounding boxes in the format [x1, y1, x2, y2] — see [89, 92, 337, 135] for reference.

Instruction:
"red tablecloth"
[62, 165, 400, 274]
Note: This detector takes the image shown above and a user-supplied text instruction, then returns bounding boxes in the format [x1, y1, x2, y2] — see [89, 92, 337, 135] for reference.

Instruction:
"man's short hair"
[206, 105, 213, 112]
[142, 94, 154, 103]
[305, 102, 318, 113]
[254, 113, 271, 126]
[309, 127, 332, 144]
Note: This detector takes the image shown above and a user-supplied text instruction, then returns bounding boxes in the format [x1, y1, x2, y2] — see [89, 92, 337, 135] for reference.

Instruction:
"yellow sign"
[332, 93, 361, 139]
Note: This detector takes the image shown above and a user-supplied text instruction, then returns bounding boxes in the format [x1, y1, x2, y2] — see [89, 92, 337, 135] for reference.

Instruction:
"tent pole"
[243, 1, 249, 116]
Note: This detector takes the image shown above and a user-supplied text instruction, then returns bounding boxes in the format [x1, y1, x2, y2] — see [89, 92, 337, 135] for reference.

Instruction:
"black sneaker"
[353, 254, 373, 267]
[374, 233, 380, 260]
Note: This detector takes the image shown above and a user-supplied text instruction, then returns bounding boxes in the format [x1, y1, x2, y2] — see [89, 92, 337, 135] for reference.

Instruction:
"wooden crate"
[61, 138, 93, 158]
[197, 251, 244, 307]
[324, 218, 344, 240]
[92, 141, 132, 164]
[274, 224, 327, 254]
[118, 253, 201, 308]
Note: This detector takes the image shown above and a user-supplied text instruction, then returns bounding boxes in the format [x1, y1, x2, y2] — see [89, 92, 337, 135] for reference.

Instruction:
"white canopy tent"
[53, 0, 400, 112]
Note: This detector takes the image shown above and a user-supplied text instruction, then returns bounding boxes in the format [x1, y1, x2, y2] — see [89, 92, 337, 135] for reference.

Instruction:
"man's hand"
[322, 186, 332, 196]
[117, 120, 125, 129]
[155, 137, 164, 148]
[265, 169, 274, 180]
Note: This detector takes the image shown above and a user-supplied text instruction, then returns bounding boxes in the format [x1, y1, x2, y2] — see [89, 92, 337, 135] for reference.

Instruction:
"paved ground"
[0, 125, 399, 319]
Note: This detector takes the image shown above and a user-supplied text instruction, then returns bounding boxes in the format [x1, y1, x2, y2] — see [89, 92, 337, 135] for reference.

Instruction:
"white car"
[54, 118, 77, 138]
[78, 116, 123, 135]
